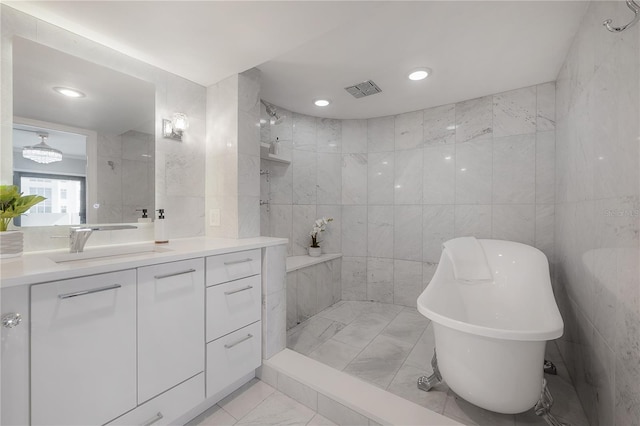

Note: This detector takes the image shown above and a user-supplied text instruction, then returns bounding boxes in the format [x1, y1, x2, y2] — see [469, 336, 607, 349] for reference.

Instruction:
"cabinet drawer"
[31, 270, 137, 426]
[206, 249, 261, 286]
[206, 275, 261, 342]
[108, 373, 204, 426]
[206, 321, 261, 398]
[138, 258, 205, 403]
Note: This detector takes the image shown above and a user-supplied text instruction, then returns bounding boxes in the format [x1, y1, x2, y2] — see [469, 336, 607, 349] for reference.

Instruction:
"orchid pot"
[308, 246, 321, 257]
[309, 216, 333, 257]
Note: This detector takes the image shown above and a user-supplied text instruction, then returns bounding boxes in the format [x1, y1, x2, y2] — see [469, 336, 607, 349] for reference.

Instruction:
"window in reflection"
[14, 173, 86, 226]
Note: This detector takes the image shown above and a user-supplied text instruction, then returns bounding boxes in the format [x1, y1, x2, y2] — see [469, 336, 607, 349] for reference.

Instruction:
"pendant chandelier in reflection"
[22, 132, 63, 164]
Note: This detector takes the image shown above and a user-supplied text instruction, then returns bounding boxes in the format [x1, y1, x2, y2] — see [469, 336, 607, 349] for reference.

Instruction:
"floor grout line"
[385, 322, 431, 393]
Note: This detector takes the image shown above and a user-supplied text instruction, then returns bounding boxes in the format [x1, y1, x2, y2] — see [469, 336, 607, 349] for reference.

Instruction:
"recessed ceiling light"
[408, 68, 432, 81]
[53, 87, 85, 98]
[314, 99, 330, 107]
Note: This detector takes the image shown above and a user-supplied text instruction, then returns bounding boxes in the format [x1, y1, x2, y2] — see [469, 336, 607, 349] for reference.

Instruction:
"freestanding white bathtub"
[417, 239, 563, 414]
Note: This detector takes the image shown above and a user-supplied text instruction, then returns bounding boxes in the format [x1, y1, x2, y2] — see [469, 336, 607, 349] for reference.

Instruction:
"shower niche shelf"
[260, 142, 290, 164]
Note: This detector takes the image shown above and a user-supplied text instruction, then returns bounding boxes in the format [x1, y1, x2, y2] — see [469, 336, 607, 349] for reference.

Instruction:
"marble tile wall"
[206, 74, 240, 239]
[2, 5, 207, 250]
[554, 2, 640, 425]
[262, 243, 288, 359]
[286, 259, 342, 329]
[96, 130, 155, 224]
[261, 82, 556, 308]
[207, 69, 261, 239]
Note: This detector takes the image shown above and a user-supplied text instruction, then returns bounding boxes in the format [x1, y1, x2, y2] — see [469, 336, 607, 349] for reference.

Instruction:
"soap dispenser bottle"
[154, 209, 169, 244]
[271, 137, 280, 155]
[136, 208, 152, 223]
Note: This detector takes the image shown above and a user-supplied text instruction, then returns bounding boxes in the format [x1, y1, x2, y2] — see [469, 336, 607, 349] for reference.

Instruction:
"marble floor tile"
[188, 404, 237, 426]
[316, 301, 363, 325]
[219, 379, 276, 420]
[544, 373, 590, 426]
[287, 316, 346, 355]
[364, 301, 405, 320]
[235, 391, 316, 425]
[306, 413, 338, 425]
[331, 313, 393, 349]
[514, 409, 564, 426]
[386, 363, 449, 413]
[404, 324, 436, 369]
[443, 390, 516, 426]
[308, 338, 363, 371]
[287, 303, 589, 426]
[381, 310, 430, 346]
[343, 334, 414, 389]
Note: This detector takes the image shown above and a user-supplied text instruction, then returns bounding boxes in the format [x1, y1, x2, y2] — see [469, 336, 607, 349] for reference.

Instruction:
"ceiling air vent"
[344, 80, 382, 99]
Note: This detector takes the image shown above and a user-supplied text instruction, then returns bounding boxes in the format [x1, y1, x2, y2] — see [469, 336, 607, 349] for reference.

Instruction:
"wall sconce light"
[162, 113, 189, 141]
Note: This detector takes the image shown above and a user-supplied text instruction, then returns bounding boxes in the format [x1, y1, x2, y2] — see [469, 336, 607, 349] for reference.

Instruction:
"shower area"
[258, 86, 590, 425]
[258, 3, 640, 425]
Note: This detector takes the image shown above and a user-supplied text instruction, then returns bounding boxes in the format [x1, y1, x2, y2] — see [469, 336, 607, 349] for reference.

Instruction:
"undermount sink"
[49, 244, 172, 264]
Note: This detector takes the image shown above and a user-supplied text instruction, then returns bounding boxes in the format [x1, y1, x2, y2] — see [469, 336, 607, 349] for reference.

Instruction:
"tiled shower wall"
[554, 2, 640, 425]
[261, 82, 556, 307]
[97, 130, 155, 224]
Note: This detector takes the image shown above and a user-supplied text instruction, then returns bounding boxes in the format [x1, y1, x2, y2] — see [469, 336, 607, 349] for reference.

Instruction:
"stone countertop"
[286, 253, 342, 273]
[0, 236, 287, 289]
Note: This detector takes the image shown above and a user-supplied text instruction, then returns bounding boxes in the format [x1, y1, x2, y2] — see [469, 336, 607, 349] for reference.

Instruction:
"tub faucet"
[68, 225, 138, 253]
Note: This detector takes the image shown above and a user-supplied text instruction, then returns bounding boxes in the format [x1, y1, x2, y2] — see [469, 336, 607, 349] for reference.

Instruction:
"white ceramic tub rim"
[417, 239, 563, 342]
[416, 305, 562, 341]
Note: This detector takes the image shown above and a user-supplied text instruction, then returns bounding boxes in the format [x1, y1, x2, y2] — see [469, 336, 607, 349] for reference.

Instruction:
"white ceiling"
[7, 1, 589, 119]
[13, 37, 155, 135]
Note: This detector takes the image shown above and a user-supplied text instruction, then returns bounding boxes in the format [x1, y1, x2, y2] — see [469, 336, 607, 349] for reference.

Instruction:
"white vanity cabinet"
[205, 249, 262, 398]
[137, 258, 205, 403]
[30, 270, 137, 426]
[1, 239, 285, 426]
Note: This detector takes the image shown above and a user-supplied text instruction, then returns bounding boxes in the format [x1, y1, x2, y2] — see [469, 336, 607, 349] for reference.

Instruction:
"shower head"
[260, 99, 285, 126]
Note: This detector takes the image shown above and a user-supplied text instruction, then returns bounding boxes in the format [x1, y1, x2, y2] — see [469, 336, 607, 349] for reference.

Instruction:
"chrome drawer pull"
[224, 333, 253, 349]
[224, 258, 253, 266]
[154, 268, 196, 280]
[141, 412, 163, 426]
[58, 284, 121, 299]
[224, 285, 253, 295]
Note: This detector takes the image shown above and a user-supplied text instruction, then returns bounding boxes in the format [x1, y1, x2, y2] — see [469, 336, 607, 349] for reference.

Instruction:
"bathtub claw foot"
[417, 350, 442, 392]
[543, 359, 557, 375]
[534, 379, 569, 426]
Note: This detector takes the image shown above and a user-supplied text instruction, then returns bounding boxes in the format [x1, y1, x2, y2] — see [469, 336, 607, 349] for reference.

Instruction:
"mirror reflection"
[12, 37, 156, 225]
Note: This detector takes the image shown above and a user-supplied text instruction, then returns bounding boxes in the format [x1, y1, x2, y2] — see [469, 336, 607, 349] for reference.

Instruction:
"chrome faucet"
[68, 225, 138, 253]
[69, 227, 93, 253]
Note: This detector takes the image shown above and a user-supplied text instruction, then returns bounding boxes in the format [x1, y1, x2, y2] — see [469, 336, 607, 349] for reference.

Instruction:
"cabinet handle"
[224, 285, 253, 295]
[2, 313, 22, 328]
[224, 333, 253, 349]
[58, 284, 122, 299]
[224, 258, 253, 266]
[153, 268, 196, 280]
[141, 412, 163, 426]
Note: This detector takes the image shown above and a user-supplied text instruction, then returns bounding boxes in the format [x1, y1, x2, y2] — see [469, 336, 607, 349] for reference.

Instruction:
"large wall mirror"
[12, 36, 155, 225]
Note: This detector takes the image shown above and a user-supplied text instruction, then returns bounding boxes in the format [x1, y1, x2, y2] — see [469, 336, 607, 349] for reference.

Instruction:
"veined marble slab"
[286, 253, 342, 273]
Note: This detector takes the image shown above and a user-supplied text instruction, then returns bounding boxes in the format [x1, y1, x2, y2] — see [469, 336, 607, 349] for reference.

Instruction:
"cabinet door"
[31, 270, 137, 426]
[1, 285, 29, 426]
[138, 258, 205, 403]
[107, 373, 204, 426]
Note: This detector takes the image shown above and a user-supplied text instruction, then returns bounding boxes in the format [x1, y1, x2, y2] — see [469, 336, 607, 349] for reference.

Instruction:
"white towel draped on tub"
[443, 237, 493, 282]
